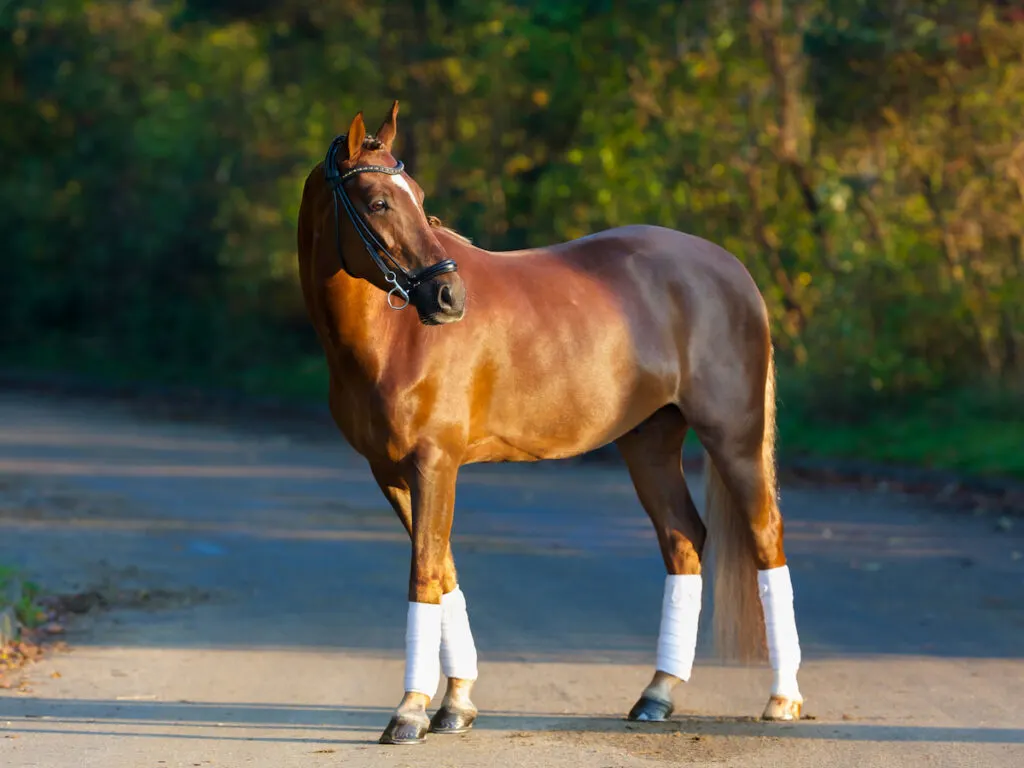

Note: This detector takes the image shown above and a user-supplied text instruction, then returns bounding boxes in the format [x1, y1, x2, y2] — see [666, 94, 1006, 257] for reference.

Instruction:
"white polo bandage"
[655, 574, 702, 681]
[758, 565, 802, 699]
[440, 585, 478, 681]
[404, 601, 442, 696]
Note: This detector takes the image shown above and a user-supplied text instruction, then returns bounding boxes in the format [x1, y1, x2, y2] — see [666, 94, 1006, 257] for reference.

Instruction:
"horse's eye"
[369, 199, 388, 213]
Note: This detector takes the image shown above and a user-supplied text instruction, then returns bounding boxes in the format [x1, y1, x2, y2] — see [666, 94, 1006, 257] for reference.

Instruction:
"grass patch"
[1, 565, 46, 640]
[775, 381, 1024, 480]
[1, 565, 54, 684]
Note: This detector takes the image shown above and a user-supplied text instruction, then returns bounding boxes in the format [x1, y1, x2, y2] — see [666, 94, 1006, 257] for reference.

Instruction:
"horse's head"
[326, 101, 466, 326]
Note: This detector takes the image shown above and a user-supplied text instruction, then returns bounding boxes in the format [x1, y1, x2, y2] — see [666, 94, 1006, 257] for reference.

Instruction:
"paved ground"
[0, 391, 1022, 768]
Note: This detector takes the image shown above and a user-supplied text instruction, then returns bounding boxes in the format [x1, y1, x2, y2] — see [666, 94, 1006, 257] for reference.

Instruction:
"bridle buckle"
[385, 273, 410, 311]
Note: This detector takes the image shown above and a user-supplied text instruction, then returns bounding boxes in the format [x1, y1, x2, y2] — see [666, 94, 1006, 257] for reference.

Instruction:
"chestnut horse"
[296, 102, 805, 745]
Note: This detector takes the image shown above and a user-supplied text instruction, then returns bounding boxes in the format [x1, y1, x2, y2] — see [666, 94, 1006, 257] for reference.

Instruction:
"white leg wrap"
[655, 574, 702, 681]
[758, 565, 802, 699]
[440, 586, 478, 681]
[404, 602, 442, 697]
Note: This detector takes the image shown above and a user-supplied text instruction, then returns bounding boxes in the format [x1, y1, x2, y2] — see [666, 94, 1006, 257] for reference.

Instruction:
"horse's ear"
[375, 100, 400, 152]
[346, 112, 366, 160]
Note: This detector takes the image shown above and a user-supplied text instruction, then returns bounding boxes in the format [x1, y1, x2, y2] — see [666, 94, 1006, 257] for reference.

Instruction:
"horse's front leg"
[377, 451, 476, 745]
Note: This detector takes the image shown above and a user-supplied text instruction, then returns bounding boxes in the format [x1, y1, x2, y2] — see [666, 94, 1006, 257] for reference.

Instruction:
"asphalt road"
[0, 391, 1022, 768]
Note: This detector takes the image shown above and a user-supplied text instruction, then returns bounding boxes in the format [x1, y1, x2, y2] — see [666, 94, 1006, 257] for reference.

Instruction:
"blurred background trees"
[1, 0, 1022, 468]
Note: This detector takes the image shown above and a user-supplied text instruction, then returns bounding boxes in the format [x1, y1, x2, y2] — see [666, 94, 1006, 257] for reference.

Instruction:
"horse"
[296, 101, 805, 745]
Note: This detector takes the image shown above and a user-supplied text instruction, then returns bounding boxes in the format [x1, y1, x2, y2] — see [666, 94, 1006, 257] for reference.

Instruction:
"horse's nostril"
[438, 284, 453, 311]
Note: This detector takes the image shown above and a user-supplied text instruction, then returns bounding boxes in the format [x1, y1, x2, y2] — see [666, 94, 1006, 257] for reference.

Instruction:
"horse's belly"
[470, 341, 674, 463]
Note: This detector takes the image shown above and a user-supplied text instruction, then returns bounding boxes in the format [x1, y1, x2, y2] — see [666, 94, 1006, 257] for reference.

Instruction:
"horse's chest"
[326, 376, 428, 462]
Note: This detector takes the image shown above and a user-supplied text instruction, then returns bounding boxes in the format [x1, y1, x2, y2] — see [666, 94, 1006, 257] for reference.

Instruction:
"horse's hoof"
[627, 695, 674, 722]
[429, 705, 478, 734]
[761, 695, 803, 722]
[379, 713, 430, 745]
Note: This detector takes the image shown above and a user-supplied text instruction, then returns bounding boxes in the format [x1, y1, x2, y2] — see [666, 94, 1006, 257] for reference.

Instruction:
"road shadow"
[2, 697, 1022, 745]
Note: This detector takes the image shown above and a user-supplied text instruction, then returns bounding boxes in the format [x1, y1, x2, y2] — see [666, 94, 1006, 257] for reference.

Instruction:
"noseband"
[324, 135, 458, 310]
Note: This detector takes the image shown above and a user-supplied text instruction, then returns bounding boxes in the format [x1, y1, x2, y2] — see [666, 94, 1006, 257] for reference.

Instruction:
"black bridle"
[324, 135, 458, 310]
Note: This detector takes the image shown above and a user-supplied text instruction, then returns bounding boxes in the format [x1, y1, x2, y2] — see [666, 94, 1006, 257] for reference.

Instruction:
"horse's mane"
[427, 215, 472, 245]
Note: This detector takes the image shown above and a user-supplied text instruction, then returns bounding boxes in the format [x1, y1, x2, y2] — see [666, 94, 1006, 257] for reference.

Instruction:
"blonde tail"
[703, 346, 777, 664]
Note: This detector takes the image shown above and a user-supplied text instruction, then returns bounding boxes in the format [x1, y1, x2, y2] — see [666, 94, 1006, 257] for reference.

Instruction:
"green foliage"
[1, 0, 1022, 471]
[0, 567, 45, 631]
[15, 582, 45, 629]
[777, 379, 1024, 479]
[0, 566, 15, 592]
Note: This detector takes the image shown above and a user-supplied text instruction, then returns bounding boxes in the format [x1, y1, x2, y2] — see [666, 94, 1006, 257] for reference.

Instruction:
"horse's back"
[483, 224, 762, 301]
[506, 224, 769, 330]
[565, 224, 756, 282]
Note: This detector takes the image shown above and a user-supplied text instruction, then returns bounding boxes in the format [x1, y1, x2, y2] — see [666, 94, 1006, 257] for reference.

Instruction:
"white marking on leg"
[404, 602, 442, 697]
[758, 565, 802, 699]
[440, 585, 478, 681]
[655, 574, 702, 681]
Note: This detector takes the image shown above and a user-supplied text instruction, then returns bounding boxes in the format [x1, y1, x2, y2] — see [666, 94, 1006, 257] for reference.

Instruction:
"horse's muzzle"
[410, 274, 466, 325]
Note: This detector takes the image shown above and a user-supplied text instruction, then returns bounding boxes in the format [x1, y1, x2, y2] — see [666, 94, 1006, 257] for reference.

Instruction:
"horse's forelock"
[337, 133, 386, 152]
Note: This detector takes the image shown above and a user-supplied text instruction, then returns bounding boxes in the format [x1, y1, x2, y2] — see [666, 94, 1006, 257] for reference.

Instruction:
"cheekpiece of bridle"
[324, 134, 458, 310]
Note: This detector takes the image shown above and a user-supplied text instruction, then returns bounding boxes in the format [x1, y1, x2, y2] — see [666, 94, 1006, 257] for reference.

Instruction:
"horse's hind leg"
[371, 464, 479, 741]
[694, 349, 804, 722]
[616, 406, 706, 722]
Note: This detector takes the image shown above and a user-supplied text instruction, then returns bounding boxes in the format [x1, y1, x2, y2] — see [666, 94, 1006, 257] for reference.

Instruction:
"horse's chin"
[419, 310, 465, 326]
